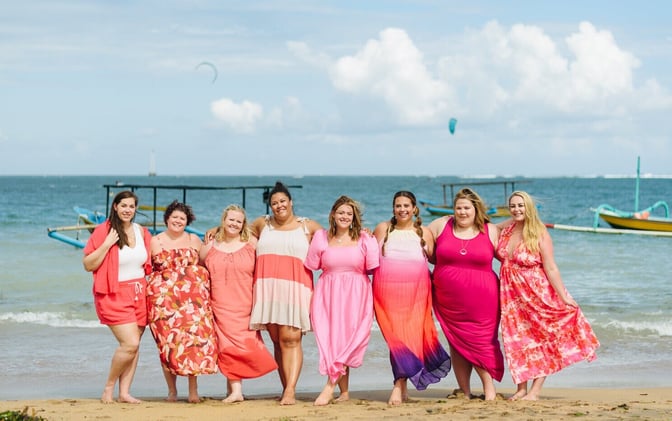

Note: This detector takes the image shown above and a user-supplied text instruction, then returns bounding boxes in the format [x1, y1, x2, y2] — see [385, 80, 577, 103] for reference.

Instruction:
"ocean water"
[1, 175, 671, 400]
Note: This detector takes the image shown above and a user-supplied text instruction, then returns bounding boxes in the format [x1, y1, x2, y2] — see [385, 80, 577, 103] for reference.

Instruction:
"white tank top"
[118, 223, 147, 282]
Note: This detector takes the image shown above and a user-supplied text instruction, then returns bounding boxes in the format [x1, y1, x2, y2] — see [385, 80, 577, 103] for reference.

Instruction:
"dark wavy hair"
[163, 200, 196, 225]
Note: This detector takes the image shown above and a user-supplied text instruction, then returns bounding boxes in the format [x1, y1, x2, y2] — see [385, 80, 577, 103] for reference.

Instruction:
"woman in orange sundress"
[201, 204, 277, 403]
[146, 201, 217, 403]
[496, 191, 599, 400]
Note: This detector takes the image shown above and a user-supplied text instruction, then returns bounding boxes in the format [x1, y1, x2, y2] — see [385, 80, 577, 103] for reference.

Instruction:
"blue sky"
[1, 1, 671, 176]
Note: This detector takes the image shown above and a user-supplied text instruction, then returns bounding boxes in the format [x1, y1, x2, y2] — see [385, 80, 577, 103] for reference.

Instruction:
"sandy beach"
[2, 388, 671, 421]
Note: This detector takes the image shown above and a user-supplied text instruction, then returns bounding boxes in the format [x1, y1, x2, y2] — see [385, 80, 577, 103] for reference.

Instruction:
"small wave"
[0, 311, 102, 328]
[604, 319, 672, 337]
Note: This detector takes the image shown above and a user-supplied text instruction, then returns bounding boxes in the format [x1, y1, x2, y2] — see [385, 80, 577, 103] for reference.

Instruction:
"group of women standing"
[83, 182, 599, 405]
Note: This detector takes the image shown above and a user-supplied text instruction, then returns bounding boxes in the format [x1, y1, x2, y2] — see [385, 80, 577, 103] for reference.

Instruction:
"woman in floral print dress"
[496, 191, 599, 400]
[147, 201, 218, 403]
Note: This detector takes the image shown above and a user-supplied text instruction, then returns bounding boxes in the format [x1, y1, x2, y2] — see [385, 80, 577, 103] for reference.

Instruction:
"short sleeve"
[362, 232, 380, 271]
[304, 229, 328, 271]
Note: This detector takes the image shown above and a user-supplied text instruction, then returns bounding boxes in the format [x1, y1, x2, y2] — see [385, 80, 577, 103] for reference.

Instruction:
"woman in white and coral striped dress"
[248, 181, 322, 405]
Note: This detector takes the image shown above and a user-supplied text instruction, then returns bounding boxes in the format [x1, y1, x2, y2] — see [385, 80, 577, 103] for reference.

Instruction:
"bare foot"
[101, 386, 115, 404]
[188, 394, 201, 404]
[223, 394, 244, 403]
[334, 392, 349, 402]
[165, 391, 178, 402]
[508, 390, 527, 401]
[314, 389, 334, 406]
[118, 395, 142, 404]
[280, 388, 297, 405]
[521, 393, 539, 401]
[388, 385, 403, 405]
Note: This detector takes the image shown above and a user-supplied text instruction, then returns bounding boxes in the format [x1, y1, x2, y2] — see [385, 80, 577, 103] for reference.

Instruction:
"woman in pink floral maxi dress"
[496, 191, 599, 400]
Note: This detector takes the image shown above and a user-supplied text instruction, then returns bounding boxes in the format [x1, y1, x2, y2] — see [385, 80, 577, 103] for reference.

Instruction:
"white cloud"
[211, 98, 263, 133]
[329, 28, 450, 126]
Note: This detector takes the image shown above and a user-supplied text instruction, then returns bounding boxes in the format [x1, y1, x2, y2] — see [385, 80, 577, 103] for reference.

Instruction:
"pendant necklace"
[459, 238, 470, 256]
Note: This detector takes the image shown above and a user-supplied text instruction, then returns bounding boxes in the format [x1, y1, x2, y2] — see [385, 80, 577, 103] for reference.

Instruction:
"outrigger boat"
[419, 179, 531, 218]
[546, 157, 672, 237]
[47, 182, 302, 248]
[592, 157, 672, 232]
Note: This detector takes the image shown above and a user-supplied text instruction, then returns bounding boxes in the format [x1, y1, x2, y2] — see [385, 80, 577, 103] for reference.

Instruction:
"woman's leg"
[474, 366, 497, 400]
[509, 382, 528, 400]
[277, 325, 303, 405]
[521, 377, 546, 401]
[388, 377, 408, 405]
[450, 347, 473, 399]
[223, 379, 244, 403]
[187, 376, 200, 403]
[335, 367, 350, 402]
[104, 323, 143, 403]
[162, 366, 178, 402]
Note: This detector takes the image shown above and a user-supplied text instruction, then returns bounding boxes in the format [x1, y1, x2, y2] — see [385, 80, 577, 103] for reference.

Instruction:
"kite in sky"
[195, 61, 218, 84]
[449, 118, 457, 135]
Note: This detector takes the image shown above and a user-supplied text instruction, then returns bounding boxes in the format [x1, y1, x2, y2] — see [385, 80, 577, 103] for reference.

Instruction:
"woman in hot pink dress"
[201, 204, 277, 403]
[496, 191, 599, 400]
[305, 195, 379, 406]
[428, 188, 504, 400]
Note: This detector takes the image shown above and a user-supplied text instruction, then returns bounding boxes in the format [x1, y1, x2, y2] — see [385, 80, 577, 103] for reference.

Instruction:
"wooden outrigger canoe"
[47, 182, 302, 248]
[419, 179, 531, 218]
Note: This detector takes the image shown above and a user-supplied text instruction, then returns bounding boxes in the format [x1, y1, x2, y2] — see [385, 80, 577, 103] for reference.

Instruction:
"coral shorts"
[94, 278, 148, 326]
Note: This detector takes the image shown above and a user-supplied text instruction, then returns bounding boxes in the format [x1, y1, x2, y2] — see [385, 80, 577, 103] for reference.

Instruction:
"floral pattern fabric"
[146, 248, 218, 376]
[496, 224, 599, 384]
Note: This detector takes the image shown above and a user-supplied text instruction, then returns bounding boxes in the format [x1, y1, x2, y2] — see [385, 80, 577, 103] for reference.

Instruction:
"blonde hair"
[509, 191, 544, 253]
[328, 195, 363, 241]
[382, 191, 425, 257]
[453, 188, 490, 232]
[215, 204, 250, 242]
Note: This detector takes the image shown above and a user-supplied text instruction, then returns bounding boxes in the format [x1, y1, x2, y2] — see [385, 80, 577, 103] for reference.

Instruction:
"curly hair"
[163, 200, 196, 225]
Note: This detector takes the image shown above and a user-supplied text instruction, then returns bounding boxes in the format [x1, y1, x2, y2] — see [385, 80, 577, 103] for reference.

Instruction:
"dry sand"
[2, 388, 671, 420]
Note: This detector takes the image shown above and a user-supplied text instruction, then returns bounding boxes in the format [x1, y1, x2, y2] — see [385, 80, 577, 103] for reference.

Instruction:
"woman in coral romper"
[373, 191, 451, 405]
[496, 191, 599, 400]
[146, 201, 218, 403]
[305, 195, 379, 406]
[201, 204, 277, 403]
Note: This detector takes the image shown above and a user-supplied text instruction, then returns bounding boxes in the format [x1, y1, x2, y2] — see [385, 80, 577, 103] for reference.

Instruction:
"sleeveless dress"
[249, 216, 313, 332]
[305, 229, 379, 383]
[204, 242, 277, 380]
[373, 229, 451, 390]
[146, 248, 218, 376]
[496, 223, 600, 384]
[432, 219, 504, 382]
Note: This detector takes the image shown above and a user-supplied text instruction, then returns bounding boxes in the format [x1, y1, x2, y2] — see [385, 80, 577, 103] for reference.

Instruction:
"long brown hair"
[109, 190, 138, 249]
[381, 191, 425, 256]
[328, 195, 363, 241]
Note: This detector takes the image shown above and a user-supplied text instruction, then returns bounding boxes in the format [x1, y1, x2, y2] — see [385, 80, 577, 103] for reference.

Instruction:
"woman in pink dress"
[201, 204, 277, 403]
[496, 191, 599, 400]
[146, 201, 218, 403]
[305, 195, 379, 406]
[428, 188, 504, 400]
[373, 191, 451, 405]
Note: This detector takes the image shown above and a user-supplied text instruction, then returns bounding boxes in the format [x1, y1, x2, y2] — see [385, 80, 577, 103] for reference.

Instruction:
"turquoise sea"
[1, 175, 671, 400]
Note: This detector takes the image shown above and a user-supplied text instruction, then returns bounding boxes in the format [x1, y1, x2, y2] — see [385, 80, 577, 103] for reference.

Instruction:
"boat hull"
[598, 212, 672, 232]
